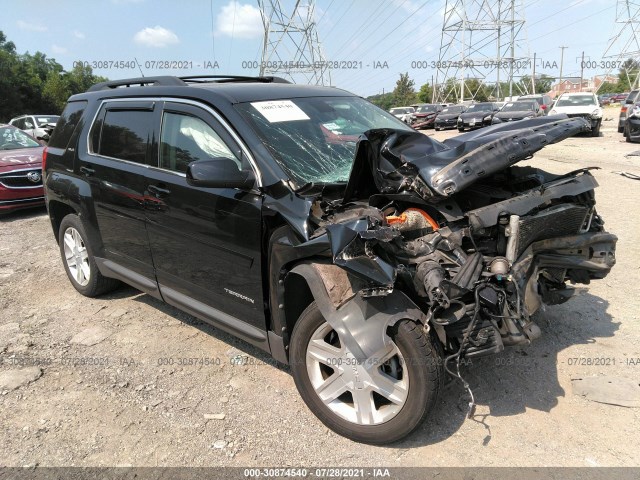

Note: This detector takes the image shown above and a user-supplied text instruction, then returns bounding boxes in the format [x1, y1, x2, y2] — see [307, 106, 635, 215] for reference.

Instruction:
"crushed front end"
[286, 116, 616, 406]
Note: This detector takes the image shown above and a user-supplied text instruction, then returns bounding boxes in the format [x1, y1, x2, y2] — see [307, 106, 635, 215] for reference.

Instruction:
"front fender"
[288, 262, 428, 362]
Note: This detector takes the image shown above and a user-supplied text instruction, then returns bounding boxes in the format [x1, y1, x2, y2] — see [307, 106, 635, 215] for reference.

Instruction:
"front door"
[144, 101, 266, 343]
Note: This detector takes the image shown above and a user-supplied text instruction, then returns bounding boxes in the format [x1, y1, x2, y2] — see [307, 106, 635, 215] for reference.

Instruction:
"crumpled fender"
[288, 262, 427, 362]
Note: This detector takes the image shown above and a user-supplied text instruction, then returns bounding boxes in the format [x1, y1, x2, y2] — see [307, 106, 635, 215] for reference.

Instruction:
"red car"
[0, 124, 45, 215]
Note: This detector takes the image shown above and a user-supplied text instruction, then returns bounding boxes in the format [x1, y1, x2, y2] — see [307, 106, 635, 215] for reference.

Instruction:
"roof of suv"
[74, 76, 354, 104]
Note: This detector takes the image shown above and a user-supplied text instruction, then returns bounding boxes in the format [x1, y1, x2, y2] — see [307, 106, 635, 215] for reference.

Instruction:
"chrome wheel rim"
[306, 322, 409, 426]
[63, 227, 90, 287]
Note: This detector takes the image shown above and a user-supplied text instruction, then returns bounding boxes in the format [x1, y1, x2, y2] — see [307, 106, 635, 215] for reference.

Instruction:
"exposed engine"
[276, 117, 617, 416]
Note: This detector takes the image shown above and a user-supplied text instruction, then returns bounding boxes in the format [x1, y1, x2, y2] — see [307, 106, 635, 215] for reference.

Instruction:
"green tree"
[417, 83, 433, 103]
[617, 58, 640, 91]
[392, 73, 417, 106]
[598, 81, 619, 94]
[367, 91, 396, 111]
[0, 30, 108, 121]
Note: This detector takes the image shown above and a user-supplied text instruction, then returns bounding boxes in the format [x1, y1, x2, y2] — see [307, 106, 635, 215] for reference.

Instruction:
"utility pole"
[559, 46, 567, 88]
[431, 75, 435, 103]
[579, 51, 585, 92]
[532, 52, 536, 94]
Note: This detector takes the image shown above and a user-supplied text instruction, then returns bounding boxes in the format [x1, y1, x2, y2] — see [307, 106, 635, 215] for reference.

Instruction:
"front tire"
[591, 121, 601, 137]
[58, 214, 120, 297]
[289, 302, 443, 444]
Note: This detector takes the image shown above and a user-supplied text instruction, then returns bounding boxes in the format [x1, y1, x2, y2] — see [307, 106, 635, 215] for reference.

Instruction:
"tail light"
[622, 106, 628, 114]
[42, 146, 48, 172]
[541, 104, 547, 110]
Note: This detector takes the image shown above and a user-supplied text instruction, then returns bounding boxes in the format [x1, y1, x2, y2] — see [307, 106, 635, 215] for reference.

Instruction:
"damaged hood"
[343, 114, 590, 202]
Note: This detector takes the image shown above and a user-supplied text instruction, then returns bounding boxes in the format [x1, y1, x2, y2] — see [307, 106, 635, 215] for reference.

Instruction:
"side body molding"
[287, 262, 428, 362]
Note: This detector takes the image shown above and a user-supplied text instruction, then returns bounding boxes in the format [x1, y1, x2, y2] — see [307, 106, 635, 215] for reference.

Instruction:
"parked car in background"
[9, 114, 59, 141]
[518, 94, 553, 115]
[549, 92, 603, 136]
[611, 93, 629, 103]
[434, 104, 467, 130]
[0, 124, 45, 215]
[618, 89, 640, 133]
[623, 103, 640, 142]
[598, 94, 612, 106]
[456, 102, 499, 131]
[389, 106, 415, 124]
[492, 100, 542, 123]
[410, 104, 444, 129]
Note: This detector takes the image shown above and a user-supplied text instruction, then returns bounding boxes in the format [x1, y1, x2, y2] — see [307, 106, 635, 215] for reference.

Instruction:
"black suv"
[44, 76, 616, 444]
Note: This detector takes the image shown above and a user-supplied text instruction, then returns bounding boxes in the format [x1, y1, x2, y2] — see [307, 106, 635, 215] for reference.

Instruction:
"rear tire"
[618, 124, 624, 133]
[58, 214, 120, 297]
[458, 127, 464, 132]
[289, 302, 443, 444]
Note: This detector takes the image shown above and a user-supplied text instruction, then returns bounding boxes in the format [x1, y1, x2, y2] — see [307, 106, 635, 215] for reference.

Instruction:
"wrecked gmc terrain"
[44, 76, 617, 445]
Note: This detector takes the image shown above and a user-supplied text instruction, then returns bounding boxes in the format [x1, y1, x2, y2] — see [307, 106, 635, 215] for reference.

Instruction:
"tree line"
[369, 60, 640, 110]
[0, 30, 107, 122]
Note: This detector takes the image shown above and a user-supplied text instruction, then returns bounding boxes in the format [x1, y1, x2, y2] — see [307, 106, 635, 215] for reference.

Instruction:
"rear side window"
[49, 101, 87, 148]
[97, 109, 154, 165]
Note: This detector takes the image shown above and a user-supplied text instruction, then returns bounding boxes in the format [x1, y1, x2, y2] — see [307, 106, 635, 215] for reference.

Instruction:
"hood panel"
[343, 115, 590, 201]
[0, 147, 44, 168]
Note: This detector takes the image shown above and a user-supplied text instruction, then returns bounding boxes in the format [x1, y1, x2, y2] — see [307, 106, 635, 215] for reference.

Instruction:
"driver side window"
[160, 112, 241, 174]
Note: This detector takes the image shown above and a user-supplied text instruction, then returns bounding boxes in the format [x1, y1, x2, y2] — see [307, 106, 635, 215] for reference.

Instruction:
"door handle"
[79, 166, 95, 176]
[148, 184, 171, 196]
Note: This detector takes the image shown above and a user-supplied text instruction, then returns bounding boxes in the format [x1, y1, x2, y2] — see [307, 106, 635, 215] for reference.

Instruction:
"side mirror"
[186, 158, 255, 190]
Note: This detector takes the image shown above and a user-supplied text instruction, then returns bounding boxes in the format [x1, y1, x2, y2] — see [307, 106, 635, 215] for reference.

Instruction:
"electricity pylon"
[434, 0, 529, 103]
[599, 0, 640, 91]
[258, 0, 331, 85]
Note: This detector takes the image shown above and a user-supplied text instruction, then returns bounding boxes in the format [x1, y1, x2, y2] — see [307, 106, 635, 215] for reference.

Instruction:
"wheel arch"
[47, 200, 77, 241]
[284, 262, 429, 362]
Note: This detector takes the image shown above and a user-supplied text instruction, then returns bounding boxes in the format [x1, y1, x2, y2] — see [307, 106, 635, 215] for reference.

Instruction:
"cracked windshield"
[237, 96, 411, 185]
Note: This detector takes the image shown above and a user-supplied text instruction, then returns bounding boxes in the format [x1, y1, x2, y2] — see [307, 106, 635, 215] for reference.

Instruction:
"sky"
[1, 0, 626, 97]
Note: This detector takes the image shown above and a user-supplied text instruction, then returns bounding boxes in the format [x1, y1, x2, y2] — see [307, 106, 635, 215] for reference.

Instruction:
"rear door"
[80, 100, 158, 288]
[143, 101, 266, 342]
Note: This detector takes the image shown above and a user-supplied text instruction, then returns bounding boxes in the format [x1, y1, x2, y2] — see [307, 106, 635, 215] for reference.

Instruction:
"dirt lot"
[1, 110, 639, 467]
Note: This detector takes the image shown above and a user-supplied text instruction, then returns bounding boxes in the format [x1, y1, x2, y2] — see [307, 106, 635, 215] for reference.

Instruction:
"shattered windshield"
[0, 126, 40, 150]
[236, 96, 413, 185]
[416, 105, 438, 113]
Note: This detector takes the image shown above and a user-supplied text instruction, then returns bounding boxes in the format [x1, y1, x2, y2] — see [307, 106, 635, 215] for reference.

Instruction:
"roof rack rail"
[179, 75, 291, 84]
[87, 76, 187, 92]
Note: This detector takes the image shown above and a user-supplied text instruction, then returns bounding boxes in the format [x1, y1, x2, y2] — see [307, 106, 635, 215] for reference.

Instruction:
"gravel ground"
[0, 111, 639, 467]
